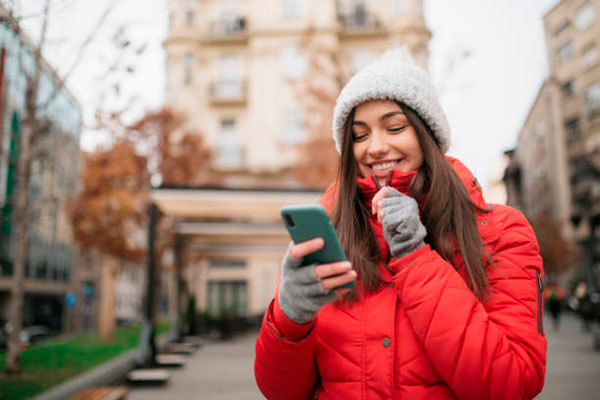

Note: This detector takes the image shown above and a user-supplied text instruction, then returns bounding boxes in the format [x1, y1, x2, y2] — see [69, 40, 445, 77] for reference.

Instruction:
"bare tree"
[3, 0, 115, 374]
[4, 0, 51, 375]
[292, 27, 343, 188]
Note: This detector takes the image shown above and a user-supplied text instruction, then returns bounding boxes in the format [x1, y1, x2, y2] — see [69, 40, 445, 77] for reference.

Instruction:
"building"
[509, 78, 572, 225]
[160, 0, 432, 319]
[164, 0, 431, 186]
[0, 7, 82, 332]
[505, 0, 599, 286]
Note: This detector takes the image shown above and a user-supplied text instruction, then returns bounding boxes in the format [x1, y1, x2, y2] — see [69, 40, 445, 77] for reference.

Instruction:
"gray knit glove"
[278, 246, 337, 324]
[381, 187, 427, 259]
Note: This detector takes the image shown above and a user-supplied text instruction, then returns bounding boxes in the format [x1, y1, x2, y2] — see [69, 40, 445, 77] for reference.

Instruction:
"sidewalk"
[128, 332, 262, 400]
[539, 312, 600, 399]
[128, 313, 600, 399]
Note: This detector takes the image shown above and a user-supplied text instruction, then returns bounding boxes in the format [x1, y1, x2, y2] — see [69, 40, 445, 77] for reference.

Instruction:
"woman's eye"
[353, 133, 368, 142]
[388, 126, 406, 133]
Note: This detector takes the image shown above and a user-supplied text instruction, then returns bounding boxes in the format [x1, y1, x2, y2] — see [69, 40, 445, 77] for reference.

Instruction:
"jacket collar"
[354, 156, 488, 210]
[319, 156, 489, 212]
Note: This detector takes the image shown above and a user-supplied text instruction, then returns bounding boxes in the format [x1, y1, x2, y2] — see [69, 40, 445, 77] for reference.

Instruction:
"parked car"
[19, 325, 53, 346]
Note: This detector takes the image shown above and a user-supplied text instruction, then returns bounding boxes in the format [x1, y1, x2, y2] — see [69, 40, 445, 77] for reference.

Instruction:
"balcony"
[205, 16, 248, 44]
[338, 9, 386, 38]
[209, 80, 247, 106]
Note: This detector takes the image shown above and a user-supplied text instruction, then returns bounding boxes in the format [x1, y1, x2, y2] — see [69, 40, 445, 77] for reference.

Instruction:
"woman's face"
[351, 100, 423, 184]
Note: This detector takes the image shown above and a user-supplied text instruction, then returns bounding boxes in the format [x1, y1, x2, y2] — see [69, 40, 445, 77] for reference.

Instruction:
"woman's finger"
[289, 238, 324, 260]
[371, 187, 388, 215]
[314, 261, 352, 279]
[321, 270, 357, 291]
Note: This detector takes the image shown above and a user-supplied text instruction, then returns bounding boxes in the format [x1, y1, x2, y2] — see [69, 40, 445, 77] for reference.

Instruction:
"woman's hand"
[279, 238, 356, 324]
[373, 187, 427, 259]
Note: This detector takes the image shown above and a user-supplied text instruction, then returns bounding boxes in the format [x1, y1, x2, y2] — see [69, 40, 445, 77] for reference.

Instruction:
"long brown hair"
[332, 103, 491, 301]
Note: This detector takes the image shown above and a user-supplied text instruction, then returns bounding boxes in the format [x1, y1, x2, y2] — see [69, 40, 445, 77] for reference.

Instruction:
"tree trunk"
[4, 0, 50, 375]
[99, 256, 116, 341]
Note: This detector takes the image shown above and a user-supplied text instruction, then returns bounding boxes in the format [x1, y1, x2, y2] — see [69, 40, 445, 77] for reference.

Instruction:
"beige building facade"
[505, 0, 600, 286]
[507, 0, 600, 219]
[164, 0, 431, 185]
[161, 0, 433, 318]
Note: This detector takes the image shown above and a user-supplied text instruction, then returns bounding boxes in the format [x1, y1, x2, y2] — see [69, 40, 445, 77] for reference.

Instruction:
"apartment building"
[0, 7, 82, 332]
[164, 0, 431, 185]
[505, 0, 599, 285]
[161, 0, 433, 318]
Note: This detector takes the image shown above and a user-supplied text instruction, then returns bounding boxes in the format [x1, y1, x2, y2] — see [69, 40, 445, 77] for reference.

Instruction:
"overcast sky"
[19, 0, 560, 190]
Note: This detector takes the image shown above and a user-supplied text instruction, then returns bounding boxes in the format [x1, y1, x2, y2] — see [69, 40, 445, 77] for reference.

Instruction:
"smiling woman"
[254, 47, 546, 400]
[351, 100, 424, 183]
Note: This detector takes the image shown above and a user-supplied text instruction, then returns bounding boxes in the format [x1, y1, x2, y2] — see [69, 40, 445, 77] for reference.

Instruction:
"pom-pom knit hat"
[332, 46, 450, 154]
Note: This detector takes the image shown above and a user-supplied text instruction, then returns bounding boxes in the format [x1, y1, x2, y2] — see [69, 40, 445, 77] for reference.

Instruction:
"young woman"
[254, 48, 546, 399]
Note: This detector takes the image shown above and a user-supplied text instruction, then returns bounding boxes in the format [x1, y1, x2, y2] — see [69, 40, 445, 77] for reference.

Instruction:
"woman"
[254, 48, 546, 399]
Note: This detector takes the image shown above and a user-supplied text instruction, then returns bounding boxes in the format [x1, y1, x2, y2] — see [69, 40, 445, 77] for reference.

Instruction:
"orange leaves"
[69, 107, 212, 261]
[291, 28, 343, 189]
[70, 140, 149, 261]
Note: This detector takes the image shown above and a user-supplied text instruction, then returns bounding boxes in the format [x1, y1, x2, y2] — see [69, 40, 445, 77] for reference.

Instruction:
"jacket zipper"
[537, 272, 544, 335]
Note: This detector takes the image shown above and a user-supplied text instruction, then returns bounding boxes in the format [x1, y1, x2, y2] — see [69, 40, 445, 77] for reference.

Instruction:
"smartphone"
[281, 204, 355, 288]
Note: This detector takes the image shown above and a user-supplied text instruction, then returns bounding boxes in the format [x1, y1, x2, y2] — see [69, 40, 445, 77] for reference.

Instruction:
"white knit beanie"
[332, 46, 450, 154]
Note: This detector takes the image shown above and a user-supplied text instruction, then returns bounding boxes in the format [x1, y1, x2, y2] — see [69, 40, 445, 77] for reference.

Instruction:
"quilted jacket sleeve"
[388, 206, 546, 399]
[254, 298, 317, 400]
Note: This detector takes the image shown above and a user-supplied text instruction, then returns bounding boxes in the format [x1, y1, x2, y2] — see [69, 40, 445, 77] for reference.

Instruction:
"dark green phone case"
[281, 204, 355, 289]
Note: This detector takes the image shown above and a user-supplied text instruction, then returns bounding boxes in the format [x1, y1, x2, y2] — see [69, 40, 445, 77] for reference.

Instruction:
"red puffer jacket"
[254, 157, 546, 399]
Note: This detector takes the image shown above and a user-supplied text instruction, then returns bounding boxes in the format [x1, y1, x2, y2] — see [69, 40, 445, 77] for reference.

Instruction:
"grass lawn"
[0, 321, 171, 400]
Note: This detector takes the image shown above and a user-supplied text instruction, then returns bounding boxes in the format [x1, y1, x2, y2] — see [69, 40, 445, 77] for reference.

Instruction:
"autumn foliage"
[530, 216, 577, 276]
[69, 107, 211, 260]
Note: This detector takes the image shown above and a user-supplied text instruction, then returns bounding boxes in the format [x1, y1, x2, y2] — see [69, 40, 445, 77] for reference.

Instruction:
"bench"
[69, 386, 128, 400]
[127, 368, 171, 385]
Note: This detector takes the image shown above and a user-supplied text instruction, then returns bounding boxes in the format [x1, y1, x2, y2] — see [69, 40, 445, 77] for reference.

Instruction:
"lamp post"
[137, 202, 160, 367]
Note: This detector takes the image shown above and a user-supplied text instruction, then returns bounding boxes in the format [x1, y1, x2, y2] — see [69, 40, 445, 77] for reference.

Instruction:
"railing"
[338, 9, 385, 36]
[206, 16, 248, 42]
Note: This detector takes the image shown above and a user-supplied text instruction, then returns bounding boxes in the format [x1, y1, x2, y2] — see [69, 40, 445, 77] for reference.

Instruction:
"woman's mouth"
[369, 160, 403, 175]
[371, 161, 397, 171]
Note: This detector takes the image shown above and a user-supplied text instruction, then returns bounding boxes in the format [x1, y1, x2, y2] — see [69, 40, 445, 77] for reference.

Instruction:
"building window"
[575, 2, 595, 31]
[281, 45, 307, 79]
[217, 54, 242, 98]
[350, 48, 374, 74]
[207, 280, 248, 317]
[395, 0, 404, 15]
[216, 118, 241, 167]
[186, 0, 195, 25]
[184, 52, 195, 85]
[581, 44, 599, 70]
[284, 110, 305, 145]
[554, 20, 570, 36]
[557, 42, 573, 63]
[584, 82, 600, 116]
[561, 79, 576, 97]
[283, 0, 301, 17]
[565, 117, 581, 141]
[534, 118, 544, 139]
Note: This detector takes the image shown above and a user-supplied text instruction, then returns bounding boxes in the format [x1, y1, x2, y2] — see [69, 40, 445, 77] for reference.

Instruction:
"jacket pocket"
[537, 272, 544, 335]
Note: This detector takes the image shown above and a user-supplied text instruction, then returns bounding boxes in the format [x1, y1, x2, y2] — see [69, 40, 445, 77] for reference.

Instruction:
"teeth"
[372, 161, 396, 171]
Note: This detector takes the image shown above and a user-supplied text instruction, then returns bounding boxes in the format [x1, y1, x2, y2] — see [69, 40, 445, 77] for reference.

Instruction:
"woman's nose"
[367, 132, 388, 157]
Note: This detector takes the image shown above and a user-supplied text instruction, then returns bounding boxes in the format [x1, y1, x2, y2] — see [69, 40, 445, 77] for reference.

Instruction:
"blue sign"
[65, 292, 77, 308]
